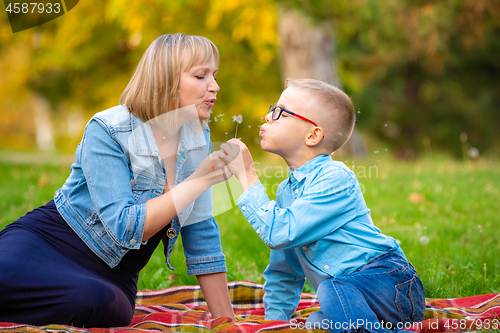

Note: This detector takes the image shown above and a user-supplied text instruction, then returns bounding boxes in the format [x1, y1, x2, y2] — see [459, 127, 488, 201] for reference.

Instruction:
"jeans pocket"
[388, 257, 409, 273]
[395, 273, 426, 323]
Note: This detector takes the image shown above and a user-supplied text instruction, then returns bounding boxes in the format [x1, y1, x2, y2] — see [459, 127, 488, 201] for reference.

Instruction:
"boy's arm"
[237, 170, 358, 250]
[263, 249, 306, 321]
[219, 139, 260, 192]
[221, 140, 358, 250]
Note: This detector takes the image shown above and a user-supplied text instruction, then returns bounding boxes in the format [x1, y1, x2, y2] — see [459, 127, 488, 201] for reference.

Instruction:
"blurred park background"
[0, 0, 499, 160]
[1, 0, 500, 297]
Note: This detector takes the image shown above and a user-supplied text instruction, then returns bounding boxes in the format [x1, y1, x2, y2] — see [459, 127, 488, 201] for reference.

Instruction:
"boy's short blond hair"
[286, 78, 355, 153]
[120, 34, 219, 134]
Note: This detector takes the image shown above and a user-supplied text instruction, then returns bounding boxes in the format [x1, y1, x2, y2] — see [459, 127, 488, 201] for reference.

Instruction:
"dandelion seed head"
[232, 115, 243, 124]
[419, 236, 430, 245]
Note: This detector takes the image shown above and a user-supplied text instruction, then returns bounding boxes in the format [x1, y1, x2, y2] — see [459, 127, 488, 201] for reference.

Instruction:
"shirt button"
[294, 189, 299, 194]
[177, 152, 181, 156]
[324, 265, 329, 270]
[130, 239, 137, 246]
[241, 206, 246, 211]
[302, 246, 307, 251]
[256, 229, 261, 234]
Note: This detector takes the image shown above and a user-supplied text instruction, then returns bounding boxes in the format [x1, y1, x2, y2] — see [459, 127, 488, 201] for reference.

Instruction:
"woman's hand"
[144, 146, 237, 241]
[193, 147, 238, 186]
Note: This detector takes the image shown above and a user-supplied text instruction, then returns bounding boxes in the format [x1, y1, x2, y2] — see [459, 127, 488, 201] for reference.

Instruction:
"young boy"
[220, 79, 425, 333]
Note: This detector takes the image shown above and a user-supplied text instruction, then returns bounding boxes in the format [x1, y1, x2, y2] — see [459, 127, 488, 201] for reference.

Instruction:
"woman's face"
[178, 58, 219, 120]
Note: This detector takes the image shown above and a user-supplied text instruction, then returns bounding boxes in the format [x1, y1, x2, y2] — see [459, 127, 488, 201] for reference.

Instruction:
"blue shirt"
[237, 154, 405, 321]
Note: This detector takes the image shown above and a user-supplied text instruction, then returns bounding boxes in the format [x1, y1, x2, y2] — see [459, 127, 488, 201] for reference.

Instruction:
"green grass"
[1, 153, 499, 299]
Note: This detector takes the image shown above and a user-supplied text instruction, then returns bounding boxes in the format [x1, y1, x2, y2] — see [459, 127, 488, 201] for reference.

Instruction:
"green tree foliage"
[0, 0, 498, 157]
[0, 0, 282, 153]
[283, 0, 500, 158]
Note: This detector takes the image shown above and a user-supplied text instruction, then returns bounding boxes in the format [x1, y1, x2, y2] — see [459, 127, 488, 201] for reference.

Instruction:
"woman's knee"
[69, 279, 133, 327]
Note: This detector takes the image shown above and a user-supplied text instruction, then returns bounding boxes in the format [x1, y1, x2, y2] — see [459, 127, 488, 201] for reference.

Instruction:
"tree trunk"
[277, 6, 365, 157]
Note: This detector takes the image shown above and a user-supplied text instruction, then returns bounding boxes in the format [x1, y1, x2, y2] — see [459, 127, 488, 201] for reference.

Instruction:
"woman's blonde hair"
[120, 34, 219, 134]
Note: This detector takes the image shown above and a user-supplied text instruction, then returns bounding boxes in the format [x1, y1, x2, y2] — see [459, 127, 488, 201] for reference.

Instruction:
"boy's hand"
[220, 139, 260, 192]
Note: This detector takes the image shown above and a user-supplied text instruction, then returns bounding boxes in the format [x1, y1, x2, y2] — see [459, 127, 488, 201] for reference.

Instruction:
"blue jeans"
[305, 253, 425, 333]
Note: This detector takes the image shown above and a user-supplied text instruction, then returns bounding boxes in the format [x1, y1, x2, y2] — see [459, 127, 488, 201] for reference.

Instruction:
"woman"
[0, 34, 236, 327]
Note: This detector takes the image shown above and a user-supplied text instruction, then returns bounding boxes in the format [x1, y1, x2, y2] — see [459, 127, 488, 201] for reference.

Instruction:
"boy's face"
[259, 86, 318, 158]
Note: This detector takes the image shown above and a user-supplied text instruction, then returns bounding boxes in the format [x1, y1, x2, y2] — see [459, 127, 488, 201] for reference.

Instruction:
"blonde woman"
[0, 34, 236, 327]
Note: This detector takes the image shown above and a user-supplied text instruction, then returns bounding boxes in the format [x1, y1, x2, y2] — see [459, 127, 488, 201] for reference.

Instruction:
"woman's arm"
[197, 272, 236, 320]
[142, 150, 231, 241]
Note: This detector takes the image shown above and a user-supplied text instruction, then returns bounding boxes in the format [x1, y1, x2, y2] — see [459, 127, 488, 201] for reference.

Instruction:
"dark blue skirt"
[0, 200, 165, 327]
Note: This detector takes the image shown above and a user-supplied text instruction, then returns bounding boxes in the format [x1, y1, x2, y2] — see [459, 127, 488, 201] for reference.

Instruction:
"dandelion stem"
[478, 225, 487, 263]
[232, 115, 243, 138]
[484, 263, 487, 287]
[221, 167, 235, 207]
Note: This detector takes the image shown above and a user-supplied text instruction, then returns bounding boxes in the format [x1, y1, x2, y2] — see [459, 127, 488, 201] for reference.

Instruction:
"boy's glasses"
[268, 105, 319, 127]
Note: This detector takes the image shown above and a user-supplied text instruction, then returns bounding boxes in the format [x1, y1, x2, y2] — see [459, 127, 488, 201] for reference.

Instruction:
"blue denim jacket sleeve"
[181, 216, 226, 276]
[237, 171, 357, 250]
[81, 118, 145, 249]
[263, 248, 306, 321]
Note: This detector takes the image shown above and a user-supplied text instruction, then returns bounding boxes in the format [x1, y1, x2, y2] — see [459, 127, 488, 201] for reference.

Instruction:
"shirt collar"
[178, 120, 207, 153]
[289, 154, 330, 183]
[131, 113, 207, 156]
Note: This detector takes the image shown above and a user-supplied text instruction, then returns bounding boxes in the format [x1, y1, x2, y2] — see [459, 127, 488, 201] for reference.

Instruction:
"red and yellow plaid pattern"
[1, 281, 499, 332]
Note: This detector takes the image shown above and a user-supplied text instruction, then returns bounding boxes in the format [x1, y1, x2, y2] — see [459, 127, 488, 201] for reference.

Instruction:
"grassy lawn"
[0, 152, 498, 299]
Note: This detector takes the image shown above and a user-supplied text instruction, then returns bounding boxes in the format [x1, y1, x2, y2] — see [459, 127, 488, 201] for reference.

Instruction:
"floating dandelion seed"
[374, 151, 379, 154]
[232, 115, 243, 138]
[419, 236, 430, 245]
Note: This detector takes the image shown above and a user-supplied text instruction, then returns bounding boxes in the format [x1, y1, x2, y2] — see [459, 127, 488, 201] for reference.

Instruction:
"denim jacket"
[54, 105, 226, 274]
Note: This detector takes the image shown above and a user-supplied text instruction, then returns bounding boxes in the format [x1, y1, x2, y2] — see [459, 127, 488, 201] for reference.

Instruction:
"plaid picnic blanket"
[0, 281, 499, 332]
